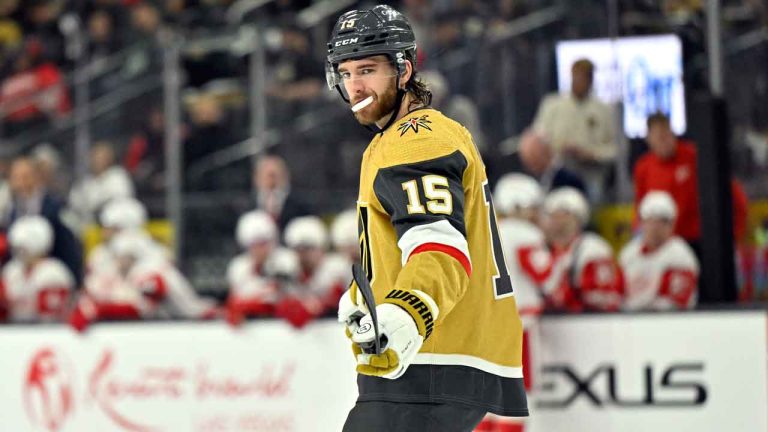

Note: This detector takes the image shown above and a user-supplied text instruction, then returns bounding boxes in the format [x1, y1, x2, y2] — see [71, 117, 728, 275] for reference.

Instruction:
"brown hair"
[572, 58, 594, 76]
[646, 112, 671, 130]
[404, 51, 432, 108]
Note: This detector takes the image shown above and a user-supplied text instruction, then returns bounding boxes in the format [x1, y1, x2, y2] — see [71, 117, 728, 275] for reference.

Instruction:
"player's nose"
[347, 78, 366, 97]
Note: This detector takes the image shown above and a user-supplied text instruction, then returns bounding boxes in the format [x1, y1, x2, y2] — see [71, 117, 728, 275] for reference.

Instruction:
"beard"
[352, 84, 399, 126]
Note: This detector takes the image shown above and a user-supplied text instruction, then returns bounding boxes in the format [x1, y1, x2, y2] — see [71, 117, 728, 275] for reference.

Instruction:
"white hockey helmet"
[285, 216, 328, 249]
[264, 247, 300, 280]
[331, 209, 358, 250]
[109, 229, 153, 259]
[8, 216, 54, 258]
[100, 197, 148, 230]
[493, 173, 543, 215]
[544, 187, 590, 225]
[236, 210, 277, 248]
[639, 190, 677, 221]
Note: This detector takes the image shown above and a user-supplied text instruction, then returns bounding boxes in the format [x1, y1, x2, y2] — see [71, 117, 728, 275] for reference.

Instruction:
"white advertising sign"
[0, 321, 358, 432]
[535, 311, 768, 432]
[556, 34, 686, 138]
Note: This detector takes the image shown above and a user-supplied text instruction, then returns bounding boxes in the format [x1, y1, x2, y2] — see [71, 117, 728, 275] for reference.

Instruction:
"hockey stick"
[352, 263, 382, 355]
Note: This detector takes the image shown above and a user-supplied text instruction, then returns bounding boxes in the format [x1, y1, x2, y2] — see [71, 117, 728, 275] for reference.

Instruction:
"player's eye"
[360, 68, 374, 75]
[339, 71, 351, 80]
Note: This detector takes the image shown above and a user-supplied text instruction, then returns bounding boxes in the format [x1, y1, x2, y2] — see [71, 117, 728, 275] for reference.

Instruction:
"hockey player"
[87, 197, 148, 276]
[477, 174, 547, 432]
[475, 174, 549, 432]
[326, 5, 527, 430]
[331, 208, 360, 263]
[539, 187, 623, 312]
[279, 216, 349, 328]
[2, 216, 74, 322]
[225, 210, 283, 325]
[620, 191, 699, 310]
[70, 230, 216, 331]
[494, 173, 549, 316]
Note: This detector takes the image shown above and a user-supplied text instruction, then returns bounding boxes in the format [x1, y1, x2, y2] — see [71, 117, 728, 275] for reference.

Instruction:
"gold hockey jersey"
[355, 108, 528, 416]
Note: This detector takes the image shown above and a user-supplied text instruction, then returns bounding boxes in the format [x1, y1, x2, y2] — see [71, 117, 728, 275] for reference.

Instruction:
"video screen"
[556, 34, 686, 138]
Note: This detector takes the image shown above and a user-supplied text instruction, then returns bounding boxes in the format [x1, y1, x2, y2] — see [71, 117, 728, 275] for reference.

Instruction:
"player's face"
[338, 56, 399, 125]
[102, 227, 118, 241]
[642, 217, 674, 249]
[116, 255, 135, 276]
[249, 240, 274, 266]
[647, 121, 677, 159]
[341, 244, 360, 262]
[296, 246, 324, 272]
[571, 66, 592, 99]
[543, 210, 580, 244]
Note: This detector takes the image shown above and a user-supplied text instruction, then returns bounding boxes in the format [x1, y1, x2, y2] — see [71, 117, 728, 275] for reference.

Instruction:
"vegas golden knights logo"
[357, 204, 373, 281]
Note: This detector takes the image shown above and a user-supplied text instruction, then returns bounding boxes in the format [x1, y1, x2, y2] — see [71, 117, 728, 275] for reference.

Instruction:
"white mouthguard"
[351, 96, 374, 113]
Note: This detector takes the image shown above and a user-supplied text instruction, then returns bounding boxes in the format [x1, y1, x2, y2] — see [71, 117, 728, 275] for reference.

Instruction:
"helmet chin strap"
[375, 87, 406, 134]
[368, 67, 406, 134]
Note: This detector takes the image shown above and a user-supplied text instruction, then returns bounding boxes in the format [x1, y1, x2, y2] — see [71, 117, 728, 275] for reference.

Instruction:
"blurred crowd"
[0, 0, 766, 329]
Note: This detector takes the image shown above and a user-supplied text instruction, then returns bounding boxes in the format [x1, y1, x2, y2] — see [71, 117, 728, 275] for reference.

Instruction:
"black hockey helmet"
[326, 4, 417, 101]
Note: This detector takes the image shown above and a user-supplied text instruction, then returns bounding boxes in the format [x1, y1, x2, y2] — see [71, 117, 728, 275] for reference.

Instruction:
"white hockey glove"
[338, 283, 366, 338]
[351, 289, 439, 380]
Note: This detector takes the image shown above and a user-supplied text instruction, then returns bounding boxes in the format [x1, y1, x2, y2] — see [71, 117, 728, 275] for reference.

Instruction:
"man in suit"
[516, 128, 588, 196]
[7, 157, 83, 285]
[252, 154, 312, 231]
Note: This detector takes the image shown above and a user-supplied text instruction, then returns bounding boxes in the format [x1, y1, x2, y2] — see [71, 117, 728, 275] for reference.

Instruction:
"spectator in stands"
[265, 23, 323, 118]
[518, 128, 588, 195]
[126, 107, 165, 194]
[620, 191, 699, 311]
[88, 9, 120, 59]
[21, 0, 66, 65]
[0, 39, 70, 136]
[634, 112, 749, 253]
[0, 0, 22, 61]
[252, 154, 311, 230]
[533, 59, 616, 202]
[183, 94, 233, 191]
[68, 141, 134, 229]
[421, 69, 486, 151]
[2, 216, 73, 322]
[225, 210, 284, 325]
[539, 187, 623, 312]
[31, 143, 66, 199]
[8, 157, 82, 284]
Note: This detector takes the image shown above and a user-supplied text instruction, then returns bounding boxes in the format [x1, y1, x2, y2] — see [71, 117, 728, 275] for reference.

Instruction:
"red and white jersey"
[498, 218, 550, 320]
[300, 253, 350, 311]
[87, 241, 172, 277]
[620, 236, 698, 311]
[87, 244, 116, 276]
[541, 233, 623, 312]
[2, 258, 74, 322]
[84, 268, 143, 307]
[226, 252, 282, 306]
[128, 254, 215, 319]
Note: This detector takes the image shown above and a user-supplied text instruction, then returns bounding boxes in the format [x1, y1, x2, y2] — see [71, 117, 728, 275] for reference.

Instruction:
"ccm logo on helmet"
[335, 37, 359, 47]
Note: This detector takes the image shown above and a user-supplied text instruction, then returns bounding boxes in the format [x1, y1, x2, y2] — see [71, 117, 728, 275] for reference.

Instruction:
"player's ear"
[399, 59, 413, 89]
